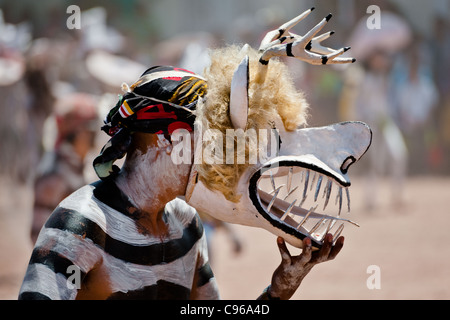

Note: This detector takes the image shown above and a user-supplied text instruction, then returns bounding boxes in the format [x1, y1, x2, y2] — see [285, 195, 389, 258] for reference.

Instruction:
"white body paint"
[23, 183, 219, 299]
[116, 135, 191, 212]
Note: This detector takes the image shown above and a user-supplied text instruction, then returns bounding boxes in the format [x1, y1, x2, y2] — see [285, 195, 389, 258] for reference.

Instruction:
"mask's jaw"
[248, 156, 359, 249]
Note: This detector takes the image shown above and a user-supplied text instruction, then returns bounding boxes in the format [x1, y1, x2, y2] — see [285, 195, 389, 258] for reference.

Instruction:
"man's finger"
[328, 236, 345, 260]
[277, 237, 292, 264]
[297, 237, 312, 265]
[319, 233, 333, 259]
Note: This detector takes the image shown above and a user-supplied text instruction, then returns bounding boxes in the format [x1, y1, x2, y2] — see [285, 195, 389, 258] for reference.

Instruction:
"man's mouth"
[249, 159, 359, 249]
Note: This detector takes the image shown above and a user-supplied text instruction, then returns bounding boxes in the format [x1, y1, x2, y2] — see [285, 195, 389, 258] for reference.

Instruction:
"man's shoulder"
[165, 197, 204, 233]
[165, 197, 198, 217]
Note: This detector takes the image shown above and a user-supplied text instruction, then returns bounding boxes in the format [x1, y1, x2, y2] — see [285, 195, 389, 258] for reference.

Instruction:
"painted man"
[18, 65, 343, 299]
[19, 9, 370, 300]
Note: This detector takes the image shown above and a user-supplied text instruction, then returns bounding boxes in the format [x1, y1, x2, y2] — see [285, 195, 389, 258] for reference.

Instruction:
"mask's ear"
[229, 55, 249, 130]
[93, 128, 132, 180]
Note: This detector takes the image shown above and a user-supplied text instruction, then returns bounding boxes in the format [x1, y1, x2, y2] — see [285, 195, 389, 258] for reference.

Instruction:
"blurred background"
[0, 0, 449, 299]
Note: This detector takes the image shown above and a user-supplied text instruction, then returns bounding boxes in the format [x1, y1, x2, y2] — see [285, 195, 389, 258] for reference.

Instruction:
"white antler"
[259, 8, 355, 66]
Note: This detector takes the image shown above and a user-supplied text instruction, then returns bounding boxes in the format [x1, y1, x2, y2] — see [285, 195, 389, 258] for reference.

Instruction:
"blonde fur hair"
[195, 45, 309, 202]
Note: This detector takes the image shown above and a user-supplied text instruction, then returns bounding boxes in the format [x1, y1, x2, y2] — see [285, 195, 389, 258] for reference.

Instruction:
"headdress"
[93, 66, 206, 179]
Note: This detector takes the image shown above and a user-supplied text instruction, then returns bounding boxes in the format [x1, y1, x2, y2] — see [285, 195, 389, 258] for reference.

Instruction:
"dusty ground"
[1, 176, 449, 300]
[210, 176, 450, 300]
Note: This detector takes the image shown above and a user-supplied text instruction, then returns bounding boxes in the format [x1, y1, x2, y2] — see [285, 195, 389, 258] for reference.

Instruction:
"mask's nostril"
[340, 156, 356, 174]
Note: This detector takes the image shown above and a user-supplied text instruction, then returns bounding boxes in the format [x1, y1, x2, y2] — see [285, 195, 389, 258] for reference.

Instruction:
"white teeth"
[287, 167, 293, 192]
[280, 199, 297, 221]
[309, 217, 326, 234]
[337, 187, 343, 216]
[333, 224, 345, 243]
[323, 179, 333, 210]
[300, 170, 310, 205]
[324, 218, 337, 238]
[296, 206, 315, 229]
[270, 171, 276, 191]
[269, 184, 285, 194]
[314, 175, 323, 202]
[267, 186, 282, 212]
[283, 186, 298, 201]
[346, 188, 351, 213]
[309, 171, 317, 191]
[257, 166, 356, 244]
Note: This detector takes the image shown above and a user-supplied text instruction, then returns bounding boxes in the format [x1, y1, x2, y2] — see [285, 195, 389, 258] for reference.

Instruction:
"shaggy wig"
[195, 45, 309, 202]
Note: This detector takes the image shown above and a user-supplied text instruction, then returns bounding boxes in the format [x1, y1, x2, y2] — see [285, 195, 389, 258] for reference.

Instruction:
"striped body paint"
[19, 180, 219, 300]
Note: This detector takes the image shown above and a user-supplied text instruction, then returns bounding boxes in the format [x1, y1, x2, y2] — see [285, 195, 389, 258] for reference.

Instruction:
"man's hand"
[267, 234, 344, 300]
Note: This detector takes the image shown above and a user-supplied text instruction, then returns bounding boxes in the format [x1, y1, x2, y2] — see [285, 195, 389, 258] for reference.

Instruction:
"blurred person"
[0, 14, 53, 299]
[340, 49, 408, 210]
[31, 93, 99, 243]
[430, 17, 450, 173]
[341, 10, 412, 211]
[392, 42, 439, 174]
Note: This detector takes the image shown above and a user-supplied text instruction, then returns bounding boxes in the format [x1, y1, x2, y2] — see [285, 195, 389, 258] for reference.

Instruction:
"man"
[20, 9, 363, 299]
[31, 93, 98, 243]
[19, 65, 343, 300]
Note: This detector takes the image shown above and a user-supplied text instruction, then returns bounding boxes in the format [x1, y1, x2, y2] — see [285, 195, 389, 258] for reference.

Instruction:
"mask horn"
[229, 55, 249, 130]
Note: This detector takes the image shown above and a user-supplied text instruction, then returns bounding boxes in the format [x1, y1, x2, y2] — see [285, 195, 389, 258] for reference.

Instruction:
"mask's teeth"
[314, 175, 323, 202]
[337, 187, 343, 216]
[286, 167, 293, 193]
[280, 199, 297, 221]
[296, 205, 316, 230]
[267, 186, 282, 212]
[309, 171, 317, 191]
[345, 188, 351, 213]
[283, 186, 298, 201]
[309, 217, 326, 235]
[323, 179, 333, 210]
[269, 184, 285, 194]
[270, 171, 276, 191]
[333, 223, 345, 243]
[300, 170, 310, 205]
[324, 218, 337, 236]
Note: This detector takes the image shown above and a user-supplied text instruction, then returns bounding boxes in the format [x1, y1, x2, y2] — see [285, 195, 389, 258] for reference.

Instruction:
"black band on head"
[259, 57, 269, 65]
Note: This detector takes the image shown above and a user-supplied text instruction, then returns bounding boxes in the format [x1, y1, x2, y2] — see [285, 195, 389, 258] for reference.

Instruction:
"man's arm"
[19, 207, 103, 300]
[190, 227, 220, 300]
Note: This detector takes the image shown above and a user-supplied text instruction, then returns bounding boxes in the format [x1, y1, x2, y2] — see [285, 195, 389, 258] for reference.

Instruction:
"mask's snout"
[278, 121, 372, 183]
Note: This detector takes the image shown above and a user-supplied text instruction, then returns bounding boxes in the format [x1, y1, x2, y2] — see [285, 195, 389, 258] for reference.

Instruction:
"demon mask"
[185, 8, 372, 249]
